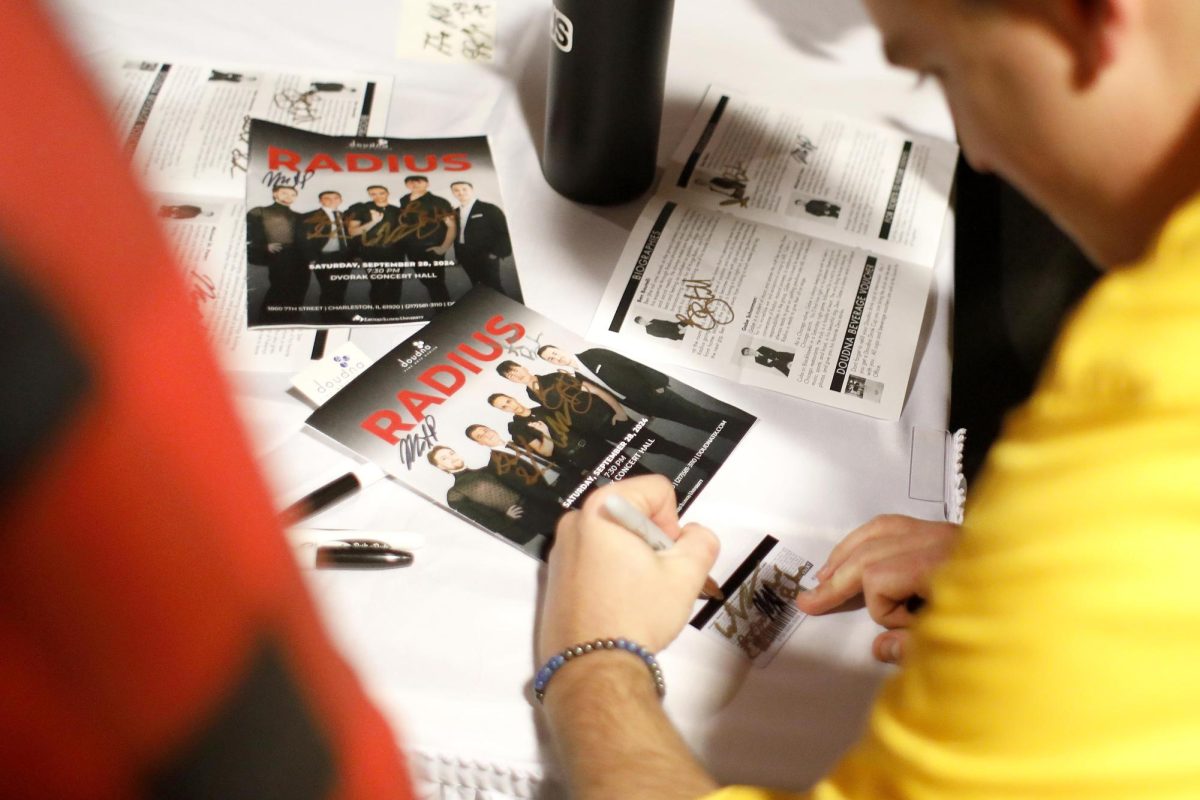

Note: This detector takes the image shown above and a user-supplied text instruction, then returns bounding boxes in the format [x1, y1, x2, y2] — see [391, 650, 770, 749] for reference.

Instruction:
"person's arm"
[429, 205, 456, 254]
[542, 655, 717, 800]
[346, 209, 381, 238]
[491, 203, 512, 258]
[537, 476, 720, 799]
[578, 377, 629, 421]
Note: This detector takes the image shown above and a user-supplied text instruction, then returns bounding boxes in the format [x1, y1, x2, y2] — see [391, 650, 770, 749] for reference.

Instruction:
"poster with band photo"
[306, 286, 756, 559]
[245, 120, 523, 328]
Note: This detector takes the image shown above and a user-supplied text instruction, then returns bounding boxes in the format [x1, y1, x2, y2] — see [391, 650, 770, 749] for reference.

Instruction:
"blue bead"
[551, 655, 565, 668]
[616, 638, 628, 649]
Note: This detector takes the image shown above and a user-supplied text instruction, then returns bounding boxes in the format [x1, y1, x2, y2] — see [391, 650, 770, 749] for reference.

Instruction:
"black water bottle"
[542, 0, 675, 205]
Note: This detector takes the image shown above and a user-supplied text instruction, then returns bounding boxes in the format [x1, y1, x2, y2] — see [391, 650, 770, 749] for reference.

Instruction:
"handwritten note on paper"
[396, 0, 497, 63]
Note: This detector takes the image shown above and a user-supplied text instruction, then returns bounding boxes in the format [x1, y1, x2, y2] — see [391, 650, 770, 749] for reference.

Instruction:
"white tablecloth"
[50, 1, 958, 794]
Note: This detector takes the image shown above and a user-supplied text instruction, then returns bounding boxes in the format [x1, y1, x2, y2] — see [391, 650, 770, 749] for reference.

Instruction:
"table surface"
[50, 0, 957, 794]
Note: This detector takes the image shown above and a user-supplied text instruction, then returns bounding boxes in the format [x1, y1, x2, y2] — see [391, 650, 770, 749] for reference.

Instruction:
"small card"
[290, 341, 374, 406]
[690, 535, 819, 666]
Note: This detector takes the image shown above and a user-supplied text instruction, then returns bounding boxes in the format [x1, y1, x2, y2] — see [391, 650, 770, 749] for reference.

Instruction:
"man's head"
[367, 185, 389, 206]
[488, 393, 531, 416]
[318, 191, 342, 209]
[633, 316, 646, 326]
[497, 360, 535, 385]
[861, 0, 1200, 265]
[450, 181, 475, 204]
[466, 424, 503, 448]
[272, 186, 298, 206]
[740, 347, 753, 357]
[427, 445, 465, 473]
[404, 175, 430, 197]
[537, 344, 573, 367]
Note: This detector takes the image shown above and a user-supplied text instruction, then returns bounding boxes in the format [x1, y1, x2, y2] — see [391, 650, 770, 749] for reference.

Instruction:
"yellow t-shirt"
[710, 194, 1200, 799]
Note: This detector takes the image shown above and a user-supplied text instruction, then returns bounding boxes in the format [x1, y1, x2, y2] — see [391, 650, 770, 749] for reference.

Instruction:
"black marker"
[296, 539, 414, 570]
[281, 472, 362, 523]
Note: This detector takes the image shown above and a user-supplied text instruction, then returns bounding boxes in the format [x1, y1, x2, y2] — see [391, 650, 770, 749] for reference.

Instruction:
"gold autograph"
[677, 278, 735, 330]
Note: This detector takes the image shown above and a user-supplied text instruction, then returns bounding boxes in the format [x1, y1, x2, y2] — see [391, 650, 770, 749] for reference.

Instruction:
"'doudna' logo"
[396, 339, 436, 369]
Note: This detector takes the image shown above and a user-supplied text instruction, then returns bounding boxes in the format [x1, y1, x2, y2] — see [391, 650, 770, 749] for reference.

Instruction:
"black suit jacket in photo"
[299, 208, 349, 260]
[575, 348, 668, 405]
[456, 200, 512, 261]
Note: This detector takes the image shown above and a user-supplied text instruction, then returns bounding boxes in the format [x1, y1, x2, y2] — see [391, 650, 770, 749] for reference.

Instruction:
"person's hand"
[505, 504, 524, 520]
[267, 242, 283, 253]
[369, 209, 383, 224]
[796, 515, 958, 664]
[538, 475, 718, 663]
[427, 244, 450, 256]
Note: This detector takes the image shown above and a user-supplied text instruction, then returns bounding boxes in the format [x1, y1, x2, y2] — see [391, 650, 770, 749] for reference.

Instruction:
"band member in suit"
[398, 175, 456, 307]
[742, 345, 794, 376]
[346, 184, 404, 307]
[301, 190, 354, 322]
[800, 198, 841, 218]
[450, 181, 516, 297]
[246, 185, 308, 324]
[427, 445, 560, 556]
[536, 344, 751, 441]
[634, 315, 691, 341]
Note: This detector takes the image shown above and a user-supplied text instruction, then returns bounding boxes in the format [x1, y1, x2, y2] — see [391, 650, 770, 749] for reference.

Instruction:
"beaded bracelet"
[533, 638, 664, 704]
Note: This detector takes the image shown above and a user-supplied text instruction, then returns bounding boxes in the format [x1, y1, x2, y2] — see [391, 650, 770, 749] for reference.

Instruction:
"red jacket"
[0, 4, 414, 797]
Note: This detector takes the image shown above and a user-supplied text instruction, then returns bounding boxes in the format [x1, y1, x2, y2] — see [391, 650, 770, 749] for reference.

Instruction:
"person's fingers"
[795, 571, 859, 615]
[866, 529, 958, 624]
[816, 515, 912, 582]
[873, 629, 909, 664]
[797, 532, 919, 615]
[859, 551, 933, 628]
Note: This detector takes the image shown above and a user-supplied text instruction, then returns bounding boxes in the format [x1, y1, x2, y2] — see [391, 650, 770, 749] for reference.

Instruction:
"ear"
[1059, 0, 1131, 86]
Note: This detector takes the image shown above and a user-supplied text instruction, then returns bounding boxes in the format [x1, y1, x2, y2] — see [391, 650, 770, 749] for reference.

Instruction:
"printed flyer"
[591, 86, 959, 419]
[245, 121, 523, 328]
[306, 287, 755, 558]
[97, 56, 390, 370]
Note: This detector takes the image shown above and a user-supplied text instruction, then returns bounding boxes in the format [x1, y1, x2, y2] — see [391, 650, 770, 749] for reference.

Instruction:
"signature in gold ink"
[532, 373, 597, 450]
[359, 207, 455, 249]
[677, 278, 735, 330]
[490, 444, 549, 487]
